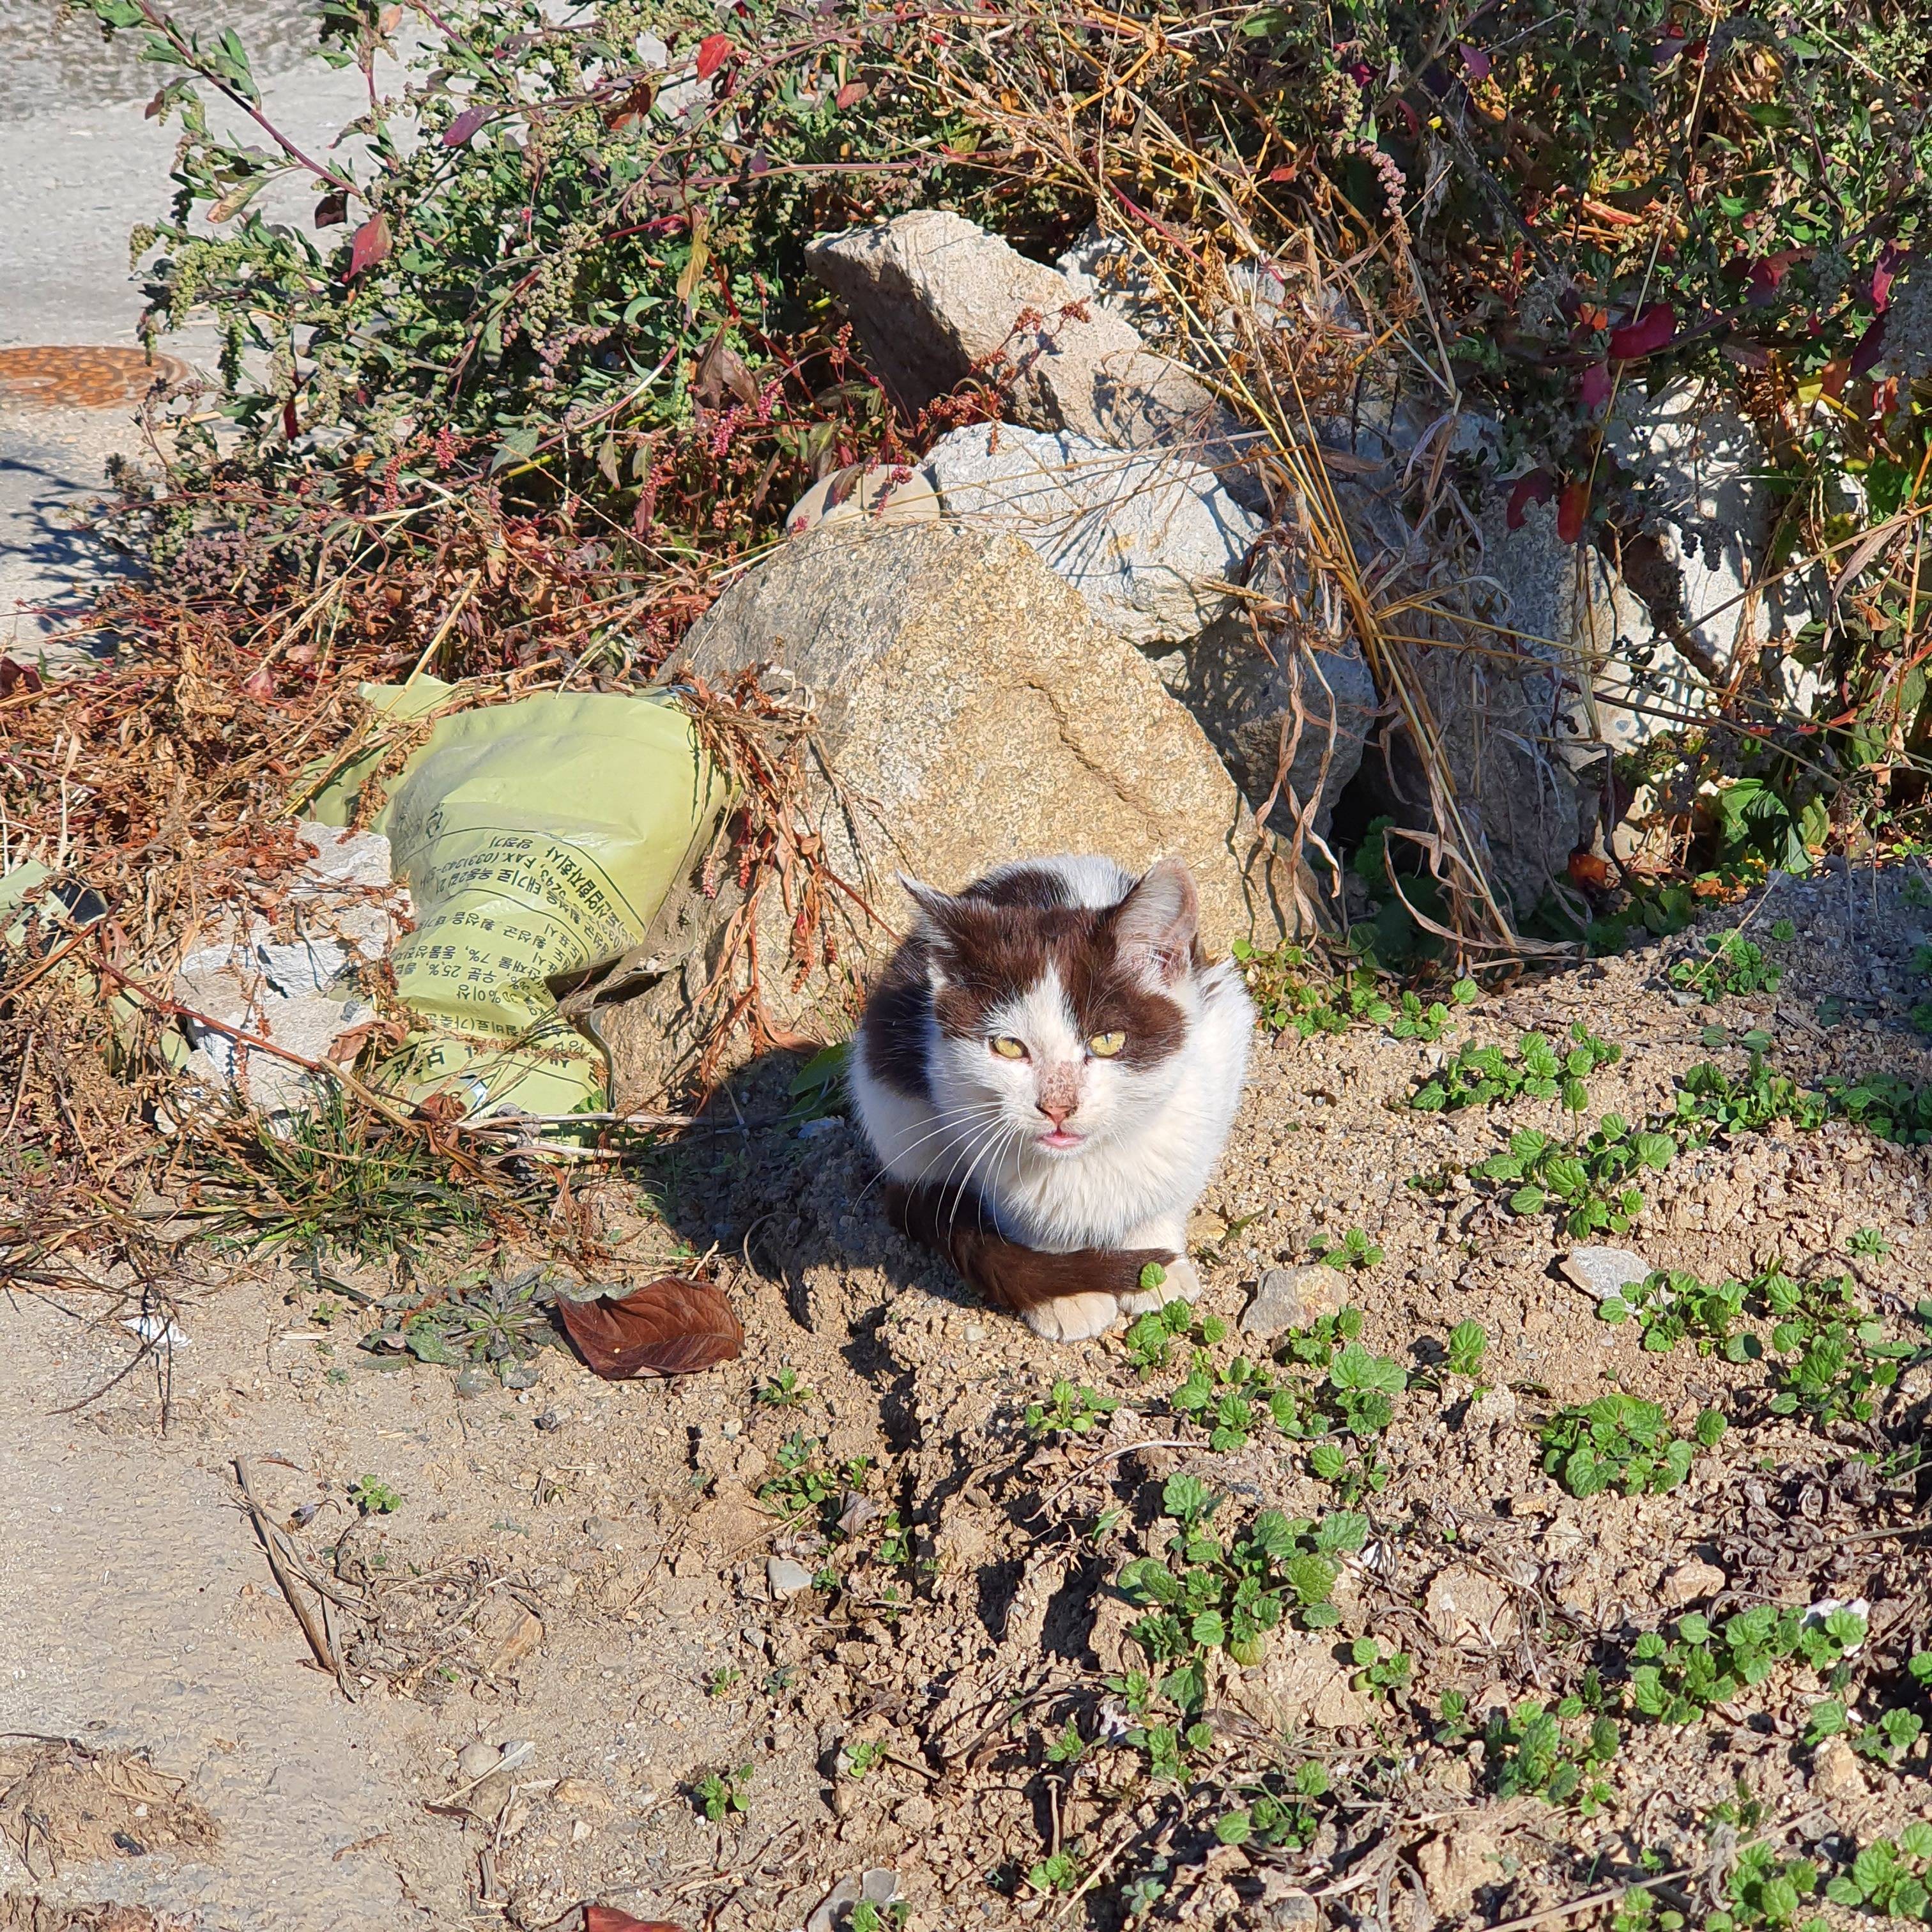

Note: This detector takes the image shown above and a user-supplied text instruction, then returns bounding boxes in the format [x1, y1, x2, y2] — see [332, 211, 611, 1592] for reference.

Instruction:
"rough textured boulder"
[922, 422, 1262, 645]
[1324, 469, 1582, 915]
[597, 523, 1305, 1103]
[1149, 536, 1379, 847]
[1395, 617, 1584, 917]
[805, 211, 1245, 468]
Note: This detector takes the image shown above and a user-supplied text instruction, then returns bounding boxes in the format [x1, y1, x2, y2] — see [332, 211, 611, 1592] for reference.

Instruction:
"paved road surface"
[0, 0, 385, 655]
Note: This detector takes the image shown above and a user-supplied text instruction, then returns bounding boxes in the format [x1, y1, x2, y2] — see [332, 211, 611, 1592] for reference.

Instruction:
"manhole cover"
[0, 345, 192, 410]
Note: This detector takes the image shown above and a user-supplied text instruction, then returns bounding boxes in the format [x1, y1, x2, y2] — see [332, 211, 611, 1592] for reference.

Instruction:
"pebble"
[1810, 1735, 1866, 1804]
[455, 1741, 500, 1781]
[1557, 1245, 1652, 1304]
[1659, 1560, 1726, 1607]
[767, 1556, 815, 1597]
[1239, 1264, 1337, 1339]
[1467, 1384, 1517, 1429]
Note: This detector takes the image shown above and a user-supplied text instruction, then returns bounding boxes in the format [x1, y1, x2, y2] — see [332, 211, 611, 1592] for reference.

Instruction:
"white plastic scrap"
[172, 822, 410, 1119]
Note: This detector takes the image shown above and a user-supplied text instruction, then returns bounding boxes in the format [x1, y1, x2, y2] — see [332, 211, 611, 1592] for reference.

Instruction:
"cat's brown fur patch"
[887, 1181, 1173, 1314]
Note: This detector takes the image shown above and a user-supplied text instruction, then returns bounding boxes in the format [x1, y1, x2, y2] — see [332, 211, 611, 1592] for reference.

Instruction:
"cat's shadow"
[647, 1043, 982, 1354]
[650, 1046, 1066, 1650]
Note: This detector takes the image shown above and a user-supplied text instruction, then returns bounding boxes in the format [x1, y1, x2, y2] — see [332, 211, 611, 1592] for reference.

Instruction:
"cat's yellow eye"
[1087, 1031, 1126, 1058]
[990, 1035, 1028, 1059]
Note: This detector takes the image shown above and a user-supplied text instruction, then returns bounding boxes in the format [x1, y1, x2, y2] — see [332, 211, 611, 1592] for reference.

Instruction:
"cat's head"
[903, 857, 1205, 1160]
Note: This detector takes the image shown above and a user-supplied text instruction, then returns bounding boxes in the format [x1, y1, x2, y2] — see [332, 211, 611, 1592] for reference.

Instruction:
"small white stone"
[767, 1556, 815, 1598]
[1558, 1245, 1653, 1304]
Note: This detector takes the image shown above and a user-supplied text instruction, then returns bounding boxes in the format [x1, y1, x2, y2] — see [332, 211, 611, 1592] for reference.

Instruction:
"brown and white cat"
[850, 855, 1252, 1340]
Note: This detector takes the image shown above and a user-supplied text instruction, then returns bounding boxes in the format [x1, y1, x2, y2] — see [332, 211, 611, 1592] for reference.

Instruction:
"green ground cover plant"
[1538, 1393, 1724, 1498]
[1627, 1605, 1867, 1724]
[1116, 1475, 1367, 1708]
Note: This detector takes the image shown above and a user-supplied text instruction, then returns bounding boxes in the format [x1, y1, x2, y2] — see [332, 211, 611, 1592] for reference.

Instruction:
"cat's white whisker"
[849, 1099, 1008, 1207]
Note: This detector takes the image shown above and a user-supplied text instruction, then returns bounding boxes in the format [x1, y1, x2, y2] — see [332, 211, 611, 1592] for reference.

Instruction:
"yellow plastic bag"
[311, 682, 724, 1119]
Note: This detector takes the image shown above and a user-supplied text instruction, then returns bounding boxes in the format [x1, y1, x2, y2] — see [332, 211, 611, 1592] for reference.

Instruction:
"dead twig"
[233, 1457, 351, 1693]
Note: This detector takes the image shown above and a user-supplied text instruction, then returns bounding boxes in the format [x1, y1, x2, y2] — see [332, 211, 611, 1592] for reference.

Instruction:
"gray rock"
[171, 820, 407, 1116]
[1239, 1264, 1340, 1340]
[454, 1740, 500, 1781]
[1558, 1245, 1652, 1304]
[767, 1556, 815, 1598]
[1156, 602, 1376, 845]
[807, 1870, 900, 1932]
[603, 524, 1308, 1101]
[805, 211, 1246, 475]
[1392, 606, 1583, 917]
[1598, 384, 1825, 745]
[923, 423, 1261, 645]
[1054, 222, 1167, 335]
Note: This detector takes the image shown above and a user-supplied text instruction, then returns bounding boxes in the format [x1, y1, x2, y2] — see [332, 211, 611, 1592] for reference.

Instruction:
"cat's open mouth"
[1036, 1128, 1085, 1152]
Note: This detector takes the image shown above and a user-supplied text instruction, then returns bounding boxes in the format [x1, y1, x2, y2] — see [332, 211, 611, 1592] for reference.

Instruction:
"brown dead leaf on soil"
[555, 1277, 744, 1379]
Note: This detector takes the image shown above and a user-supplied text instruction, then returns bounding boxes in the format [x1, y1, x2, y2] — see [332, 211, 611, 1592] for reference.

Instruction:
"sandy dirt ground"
[4, 863, 1929, 1931]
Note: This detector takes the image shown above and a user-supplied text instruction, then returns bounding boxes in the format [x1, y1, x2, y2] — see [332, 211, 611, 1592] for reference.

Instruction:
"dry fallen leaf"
[556, 1278, 743, 1379]
[585, 1906, 690, 1932]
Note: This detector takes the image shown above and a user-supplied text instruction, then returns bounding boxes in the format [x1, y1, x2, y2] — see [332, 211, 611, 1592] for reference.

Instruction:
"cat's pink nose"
[1038, 1097, 1075, 1127]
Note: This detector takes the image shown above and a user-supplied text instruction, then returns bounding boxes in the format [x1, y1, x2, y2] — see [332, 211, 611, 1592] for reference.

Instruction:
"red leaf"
[443, 103, 489, 146]
[1505, 469, 1555, 531]
[834, 79, 867, 109]
[1577, 361, 1612, 411]
[348, 211, 392, 279]
[1850, 316, 1887, 380]
[1820, 357, 1850, 402]
[1607, 303, 1675, 360]
[314, 190, 348, 229]
[1556, 479, 1591, 544]
[555, 1278, 743, 1380]
[1459, 43, 1491, 82]
[583, 1910, 690, 1932]
[1745, 250, 1800, 307]
[1568, 850, 1612, 892]
[0, 657, 46, 700]
[1872, 244, 1901, 314]
[695, 33, 732, 79]
[242, 665, 276, 701]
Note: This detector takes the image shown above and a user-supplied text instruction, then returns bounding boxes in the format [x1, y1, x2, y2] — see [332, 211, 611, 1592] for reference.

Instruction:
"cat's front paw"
[1116, 1255, 1202, 1317]
[1023, 1290, 1126, 1343]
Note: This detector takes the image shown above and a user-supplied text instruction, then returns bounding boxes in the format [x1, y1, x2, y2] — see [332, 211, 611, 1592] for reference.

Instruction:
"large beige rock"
[806, 211, 1241, 464]
[596, 523, 1303, 1103]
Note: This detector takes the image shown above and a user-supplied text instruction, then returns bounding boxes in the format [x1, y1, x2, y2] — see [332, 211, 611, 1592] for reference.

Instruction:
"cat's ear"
[898, 873, 960, 935]
[899, 873, 962, 981]
[1114, 857, 1198, 986]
